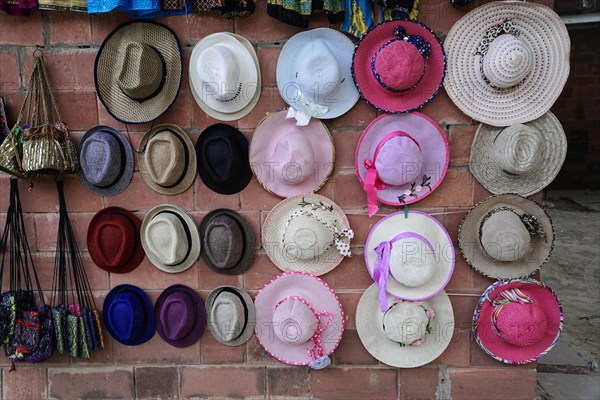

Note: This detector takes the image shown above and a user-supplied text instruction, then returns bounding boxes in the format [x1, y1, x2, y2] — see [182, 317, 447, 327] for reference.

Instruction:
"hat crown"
[108, 292, 146, 341]
[494, 124, 544, 175]
[160, 292, 196, 341]
[197, 44, 241, 102]
[211, 291, 245, 342]
[383, 301, 430, 345]
[146, 212, 189, 267]
[203, 215, 244, 270]
[118, 42, 165, 101]
[481, 210, 531, 262]
[283, 212, 334, 261]
[374, 135, 423, 186]
[483, 34, 533, 89]
[389, 238, 436, 288]
[374, 40, 426, 92]
[273, 298, 318, 344]
[297, 39, 340, 99]
[494, 300, 548, 347]
[272, 130, 316, 185]
[145, 130, 186, 187]
[80, 132, 123, 187]
[96, 214, 137, 269]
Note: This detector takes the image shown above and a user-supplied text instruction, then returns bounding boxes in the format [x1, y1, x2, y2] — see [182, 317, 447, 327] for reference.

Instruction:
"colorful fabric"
[267, 0, 344, 28]
[52, 307, 65, 354]
[0, 0, 36, 16]
[38, 0, 87, 12]
[342, 0, 420, 38]
[218, 0, 254, 18]
[24, 307, 55, 363]
[87, 0, 192, 17]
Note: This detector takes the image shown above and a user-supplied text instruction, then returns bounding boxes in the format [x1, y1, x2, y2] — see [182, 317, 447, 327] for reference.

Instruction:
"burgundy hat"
[87, 207, 145, 274]
[154, 284, 206, 348]
[352, 19, 446, 113]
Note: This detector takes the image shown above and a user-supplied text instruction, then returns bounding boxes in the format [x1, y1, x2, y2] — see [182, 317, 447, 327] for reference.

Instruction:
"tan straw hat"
[470, 112, 567, 196]
[205, 286, 256, 347]
[95, 20, 182, 124]
[443, 1, 570, 127]
[458, 194, 555, 280]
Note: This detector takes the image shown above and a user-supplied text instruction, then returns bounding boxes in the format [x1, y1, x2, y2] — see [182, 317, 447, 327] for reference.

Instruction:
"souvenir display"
[87, 0, 192, 18]
[205, 286, 255, 346]
[103, 284, 155, 346]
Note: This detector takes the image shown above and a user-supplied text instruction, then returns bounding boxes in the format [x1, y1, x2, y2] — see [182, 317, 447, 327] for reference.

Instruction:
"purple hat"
[154, 284, 206, 348]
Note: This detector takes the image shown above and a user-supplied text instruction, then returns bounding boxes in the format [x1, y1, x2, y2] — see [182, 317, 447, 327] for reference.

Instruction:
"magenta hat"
[473, 279, 563, 364]
[355, 113, 449, 216]
[250, 111, 334, 198]
[254, 271, 345, 369]
[352, 20, 445, 113]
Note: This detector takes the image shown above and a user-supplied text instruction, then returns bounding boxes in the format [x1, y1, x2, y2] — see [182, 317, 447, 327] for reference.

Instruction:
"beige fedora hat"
[205, 286, 256, 347]
[458, 194, 555, 280]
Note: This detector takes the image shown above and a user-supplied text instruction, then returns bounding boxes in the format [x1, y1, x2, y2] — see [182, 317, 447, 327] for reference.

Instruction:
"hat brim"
[356, 284, 454, 368]
[254, 271, 345, 365]
[78, 126, 134, 197]
[154, 284, 206, 348]
[199, 209, 256, 275]
[443, 2, 570, 126]
[95, 20, 182, 124]
[458, 194, 555, 280]
[205, 286, 256, 347]
[262, 194, 350, 276]
[470, 112, 567, 197]
[250, 111, 334, 198]
[141, 204, 201, 274]
[138, 124, 197, 196]
[277, 28, 360, 119]
[365, 210, 455, 301]
[103, 284, 155, 346]
[355, 112, 449, 206]
[352, 20, 445, 113]
[473, 279, 563, 364]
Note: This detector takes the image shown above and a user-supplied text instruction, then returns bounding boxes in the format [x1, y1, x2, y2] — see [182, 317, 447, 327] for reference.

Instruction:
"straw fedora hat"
[205, 286, 255, 346]
[356, 283, 454, 368]
[190, 32, 260, 121]
[262, 194, 353, 276]
[443, 1, 570, 127]
[473, 279, 563, 364]
[470, 112, 567, 197]
[103, 284, 155, 346]
[138, 124, 197, 195]
[276, 28, 359, 124]
[95, 20, 182, 124]
[458, 194, 555, 280]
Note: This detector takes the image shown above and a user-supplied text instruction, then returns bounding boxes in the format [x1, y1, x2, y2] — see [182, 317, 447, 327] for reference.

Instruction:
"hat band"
[488, 288, 533, 343]
[372, 231, 435, 312]
[155, 210, 192, 266]
[478, 206, 547, 248]
[383, 300, 435, 347]
[213, 287, 248, 341]
[92, 130, 128, 189]
[120, 45, 168, 103]
[95, 209, 141, 268]
[286, 88, 329, 126]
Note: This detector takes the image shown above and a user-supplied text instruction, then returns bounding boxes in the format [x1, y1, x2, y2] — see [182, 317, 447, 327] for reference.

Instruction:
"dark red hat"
[87, 207, 145, 273]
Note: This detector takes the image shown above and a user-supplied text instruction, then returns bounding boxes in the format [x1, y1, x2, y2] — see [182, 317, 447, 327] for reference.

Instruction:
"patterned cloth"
[0, 0, 36, 16]
[38, 0, 87, 12]
[342, 0, 419, 38]
[87, 0, 192, 17]
[267, 0, 344, 28]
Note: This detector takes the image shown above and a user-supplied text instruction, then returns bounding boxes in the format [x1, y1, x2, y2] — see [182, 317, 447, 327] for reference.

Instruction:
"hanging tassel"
[92, 309, 104, 350]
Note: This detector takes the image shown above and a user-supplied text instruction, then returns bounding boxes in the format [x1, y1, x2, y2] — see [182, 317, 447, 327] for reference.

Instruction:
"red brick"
[153, 15, 190, 46]
[48, 12, 92, 46]
[415, 167, 474, 208]
[258, 46, 281, 87]
[449, 295, 478, 331]
[23, 49, 96, 90]
[187, 13, 235, 44]
[399, 368, 438, 400]
[0, 10, 43, 46]
[0, 50, 21, 92]
[109, 257, 200, 290]
[444, 209, 468, 244]
[471, 265, 495, 290]
[246, 334, 283, 366]
[198, 259, 242, 290]
[237, 87, 287, 130]
[19, 175, 103, 213]
[312, 367, 398, 400]
[242, 251, 281, 290]
[240, 178, 282, 211]
[3, 367, 47, 399]
[472, 180, 493, 204]
[446, 252, 473, 291]
[191, 102, 238, 130]
[332, 99, 377, 128]
[114, 331, 201, 364]
[331, 129, 362, 169]
[34, 212, 92, 252]
[267, 367, 311, 398]
[420, 89, 472, 126]
[433, 328, 470, 367]
[234, 0, 302, 42]
[90, 12, 131, 46]
[337, 292, 362, 329]
[135, 366, 179, 399]
[448, 367, 537, 400]
[200, 332, 246, 364]
[346, 214, 378, 245]
[332, 248, 373, 290]
[420, 0, 478, 34]
[330, 170, 369, 210]
[180, 366, 266, 398]
[152, 87, 193, 130]
[193, 178, 241, 211]
[334, 329, 378, 365]
[49, 368, 134, 399]
[449, 125, 476, 167]
[240, 210, 261, 248]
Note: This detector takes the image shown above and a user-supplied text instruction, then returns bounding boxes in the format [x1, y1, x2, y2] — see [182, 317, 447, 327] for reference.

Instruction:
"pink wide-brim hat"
[250, 110, 334, 198]
[254, 271, 345, 366]
[355, 113, 449, 214]
[352, 19, 446, 113]
[473, 279, 563, 364]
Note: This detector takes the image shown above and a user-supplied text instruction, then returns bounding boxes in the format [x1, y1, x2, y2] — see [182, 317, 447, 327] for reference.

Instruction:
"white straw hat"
[443, 1, 570, 127]
[205, 286, 256, 347]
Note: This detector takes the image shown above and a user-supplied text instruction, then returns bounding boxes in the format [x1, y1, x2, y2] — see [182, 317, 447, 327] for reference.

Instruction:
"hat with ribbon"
[154, 284, 206, 348]
[443, 2, 570, 127]
[190, 32, 260, 121]
[352, 19, 445, 113]
[138, 124, 197, 196]
[103, 284, 155, 346]
[205, 286, 255, 346]
[250, 110, 334, 198]
[365, 210, 454, 309]
[458, 194, 555, 280]
[254, 271, 345, 369]
[141, 204, 201, 274]
[263, 194, 353, 276]
[95, 20, 182, 124]
[276, 28, 359, 125]
[87, 207, 145, 274]
[78, 125, 134, 197]
[473, 279, 563, 364]
[356, 283, 454, 368]
[470, 112, 567, 197]
[355, 113, 449, 216]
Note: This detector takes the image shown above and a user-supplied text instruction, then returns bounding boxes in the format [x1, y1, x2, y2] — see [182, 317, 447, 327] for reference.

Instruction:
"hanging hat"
[196, 124, 252, 195]
[103, 284, 155, 346]
[355, 113, 449, 216]
[250, 110, 334, 198]
[141, 204, 201, 274]
[190, 32, 260, 121]
[78, 125, 134, 197]
[276, 28, 359, 125]
[356, 283, 454, 368]
[470, 112, 567, 197]
[254, 271, 344, 369]
[205, 286, 255, 346]
[458, 194, 555, 280]
[138, 124, 197, 196]
[443, 2, 570, 127]
[473, 279, 563, 364]
[95, 20, 182, 124]
[87, 207, 145, 274]
[262, 194, 353, 276]
[352, 19, 445, 113]
[154, 284, 206, 348]
[199, 209, 256, 275]
[365, 210, 454, 309]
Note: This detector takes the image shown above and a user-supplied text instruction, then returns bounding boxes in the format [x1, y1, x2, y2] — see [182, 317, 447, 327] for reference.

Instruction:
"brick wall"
[0, 1, 549, 399]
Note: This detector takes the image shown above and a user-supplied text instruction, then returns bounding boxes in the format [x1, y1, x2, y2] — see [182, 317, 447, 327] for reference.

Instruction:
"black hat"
[196, 124, 252, 195]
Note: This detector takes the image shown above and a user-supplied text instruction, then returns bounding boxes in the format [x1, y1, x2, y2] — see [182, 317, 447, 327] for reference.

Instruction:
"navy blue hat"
[103, 284, 155, 346]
